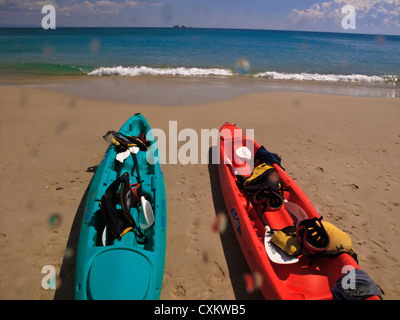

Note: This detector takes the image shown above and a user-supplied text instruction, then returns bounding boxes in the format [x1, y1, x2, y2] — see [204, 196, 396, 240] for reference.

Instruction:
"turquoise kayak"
[74, 113, 167, 300]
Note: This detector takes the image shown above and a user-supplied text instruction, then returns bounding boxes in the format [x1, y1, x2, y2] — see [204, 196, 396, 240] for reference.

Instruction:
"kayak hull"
[218, 123, 366, 300]
[75, 113, 167, 300]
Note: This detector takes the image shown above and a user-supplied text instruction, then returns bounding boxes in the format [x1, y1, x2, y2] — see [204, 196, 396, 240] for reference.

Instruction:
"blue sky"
[0, 0, 399, 35]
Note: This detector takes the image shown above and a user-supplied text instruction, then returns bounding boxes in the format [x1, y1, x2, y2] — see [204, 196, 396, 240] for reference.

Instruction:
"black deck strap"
[100, 173, 146, 244]
[103, 130, 148, 152]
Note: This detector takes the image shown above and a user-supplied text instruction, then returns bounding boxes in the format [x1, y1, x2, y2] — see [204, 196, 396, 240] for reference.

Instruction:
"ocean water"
[0, 27, 399, 84]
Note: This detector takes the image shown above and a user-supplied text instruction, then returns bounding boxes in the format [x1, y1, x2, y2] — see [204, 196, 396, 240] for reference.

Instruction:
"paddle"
[248, 189, 299, 264]
[283, 199, 308, 224]
[225, 157, 298, 264]
[130, 146, 155, 229]
[115, 148, 131, 163]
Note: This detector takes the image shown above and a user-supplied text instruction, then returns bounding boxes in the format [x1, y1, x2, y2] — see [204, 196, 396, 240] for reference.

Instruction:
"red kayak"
[217, 123, 381, 300]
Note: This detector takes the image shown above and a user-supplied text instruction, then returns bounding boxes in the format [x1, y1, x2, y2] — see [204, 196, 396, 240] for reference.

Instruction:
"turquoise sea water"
[0, 27, 399, 84]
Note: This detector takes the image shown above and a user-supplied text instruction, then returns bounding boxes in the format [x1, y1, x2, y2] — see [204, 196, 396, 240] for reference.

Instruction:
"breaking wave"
[254, 71, 393, 83]
[87, 65, 399, 85]
[88, 66, 233, 77]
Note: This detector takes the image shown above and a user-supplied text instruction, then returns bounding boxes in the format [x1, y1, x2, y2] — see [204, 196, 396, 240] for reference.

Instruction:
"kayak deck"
[218, 123, 360, 300]
[75, 114, 166, 300]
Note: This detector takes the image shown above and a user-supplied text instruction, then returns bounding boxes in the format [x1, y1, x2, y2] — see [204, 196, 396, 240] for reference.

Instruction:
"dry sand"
[0, 81, 399, 299]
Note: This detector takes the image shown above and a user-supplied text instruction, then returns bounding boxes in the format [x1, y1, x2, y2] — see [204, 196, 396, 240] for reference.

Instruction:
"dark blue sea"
[1, 27, 399, 84]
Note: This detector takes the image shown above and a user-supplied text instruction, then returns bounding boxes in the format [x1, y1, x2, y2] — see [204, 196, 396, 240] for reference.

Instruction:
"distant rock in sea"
[172, 25, 190, 29]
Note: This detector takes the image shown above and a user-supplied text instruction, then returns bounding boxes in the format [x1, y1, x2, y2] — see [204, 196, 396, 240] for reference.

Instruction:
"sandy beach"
[0, 77, 399, 300]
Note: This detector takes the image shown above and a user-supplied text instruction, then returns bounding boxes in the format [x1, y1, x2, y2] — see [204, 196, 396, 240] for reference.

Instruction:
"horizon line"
[0, 25, 399, 37]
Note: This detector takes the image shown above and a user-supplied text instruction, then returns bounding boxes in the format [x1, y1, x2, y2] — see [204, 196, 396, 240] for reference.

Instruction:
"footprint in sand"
[173, 284, 187, 297]
[348, 183, 359, 190]
[46, 230, 59, 246]
[201, 289, 216, 300]
[371, 239, 389, 253]
[187, 225, 199, 242]
[0, 233, 7, 249]
[185, 193, 202, 256]
[176, 176, 186, 186]
[186, 219, 200, 256]
[186, 193, 202, 215]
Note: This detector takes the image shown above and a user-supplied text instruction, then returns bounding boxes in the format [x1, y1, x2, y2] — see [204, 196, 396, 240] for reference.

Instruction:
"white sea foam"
[87, 65, 398, 85]
[255, 71, 386, 83]
[88, 66, 233, 77]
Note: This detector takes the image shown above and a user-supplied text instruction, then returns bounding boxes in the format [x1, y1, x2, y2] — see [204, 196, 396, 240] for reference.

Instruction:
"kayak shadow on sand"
[207, 146, 264, 300]
[54, 166, 97, 300]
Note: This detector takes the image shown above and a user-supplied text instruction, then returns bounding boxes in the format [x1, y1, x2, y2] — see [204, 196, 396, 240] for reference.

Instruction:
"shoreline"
[0, 83, 399, 300]
[1, 75, 398, 108]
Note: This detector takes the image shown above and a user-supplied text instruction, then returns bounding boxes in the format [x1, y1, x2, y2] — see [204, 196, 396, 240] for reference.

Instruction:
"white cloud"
[0, 0, 57, 10]
[0, 0, 163, 16]
[288, 0, 400, 32]
[0, 0, 166, 26]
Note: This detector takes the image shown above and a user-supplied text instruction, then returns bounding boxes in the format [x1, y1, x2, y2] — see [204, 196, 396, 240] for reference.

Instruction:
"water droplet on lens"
[89, 39, 100, 53]
[49, 213, 62, 228]
[42, 44, 55, 57]
[201, 251, 209, 264]
[243, 271, 263, 293]
[375, 35, 386, 46]
[211, 212, 228, 233]
[243, 273, 255, 293]
[64, 247, 74, 259]
[235, 57, 250, 75]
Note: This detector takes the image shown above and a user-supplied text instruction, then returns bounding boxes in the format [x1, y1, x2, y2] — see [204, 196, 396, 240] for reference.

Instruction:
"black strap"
[100, 192, 129, 241]
[103, 131, 148, 152]
[100, 172, 146, 243]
